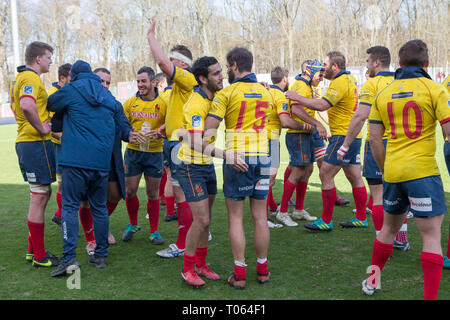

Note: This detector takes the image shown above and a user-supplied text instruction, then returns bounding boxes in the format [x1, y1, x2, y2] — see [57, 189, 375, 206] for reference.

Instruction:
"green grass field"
[0, 123, 449, 301]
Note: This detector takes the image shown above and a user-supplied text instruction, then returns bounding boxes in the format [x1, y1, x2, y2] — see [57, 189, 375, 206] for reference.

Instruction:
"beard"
[227, 70, 235, 84]
[324, 68, 334, 80]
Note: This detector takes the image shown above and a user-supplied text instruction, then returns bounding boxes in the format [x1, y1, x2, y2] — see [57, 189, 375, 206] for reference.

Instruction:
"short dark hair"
[137, 66, 156, 80]
[398, 40, 429, 67]
[327, 51, 346, 70]
[25, 41, 54, 65]
[58, 63, 72, 80]
[170, 45, 193, 61]
[226, 47, 253, 73]
[271, 66, 289, 84]
[367, 46, 391, 68]
[192, 56, 219, 85]
[93, 67, 111, 75]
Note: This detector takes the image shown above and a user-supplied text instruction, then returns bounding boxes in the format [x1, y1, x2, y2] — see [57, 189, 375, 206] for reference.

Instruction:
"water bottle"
[140, 119, 151, 151]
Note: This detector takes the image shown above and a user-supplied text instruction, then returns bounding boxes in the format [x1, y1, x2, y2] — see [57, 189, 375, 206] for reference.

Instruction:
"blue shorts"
[383, 176, 447, 217]
[312, 129, 326, 149]
[223, 156, 271, 201]
[444, 141, 450, 175]
[324, 135, 361, 166]
[124, 149, 164, 178]
[16, 140, 56, 185]
[286, 132, 315, 166]
[163, 140, 182, 179]
[53, 142, 62, 175]
[269, 139, 280, 169]
[177, 163, 217, 202]
[362, 140, 386, 180]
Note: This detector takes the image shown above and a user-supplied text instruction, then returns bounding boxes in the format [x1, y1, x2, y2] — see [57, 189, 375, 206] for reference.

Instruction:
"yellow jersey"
[288, 77, 315, 134]
[208, 73, 273, 156]
[166, 66, 197, 141]
[48, 83, 62, 145]
[360, 71, 395, 140]
[11, 66, 51, 143]
[322, 71, 360, 137]
[266, 85, 290, 140]
[122, 89, 167, 153]
[159, 86, 172, 106]
[369, 67, 450, 183]
[177, 87, 214, 165]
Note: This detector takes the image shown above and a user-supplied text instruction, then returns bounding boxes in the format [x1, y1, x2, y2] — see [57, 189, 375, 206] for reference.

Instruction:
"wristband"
[304, 123, 312, 131]
[337, 145, 349, 157]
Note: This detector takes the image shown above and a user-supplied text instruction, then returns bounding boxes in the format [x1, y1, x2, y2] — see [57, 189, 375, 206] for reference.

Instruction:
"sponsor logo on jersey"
[409, 197, 432, 212]
[24, 85, 33, 94]
[191, 115, 202, 128]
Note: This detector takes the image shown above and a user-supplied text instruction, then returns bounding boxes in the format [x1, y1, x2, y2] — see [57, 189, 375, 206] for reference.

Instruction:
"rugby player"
[286, 51, 368, 231]
[361, 40, 450, 300]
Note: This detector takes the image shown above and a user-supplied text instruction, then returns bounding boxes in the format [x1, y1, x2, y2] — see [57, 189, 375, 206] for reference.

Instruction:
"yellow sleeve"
[322, 79, 345, 107]
[184, 97, 205, 133]
[359, 80, 375, 107]
[171, 66, 197, 92]
[208, 89, 228, 121]
[122, 97, 133, 122]
[18, 74, 40, 103]
[435, 86, 450, 125]
[368, 94, 383, 124]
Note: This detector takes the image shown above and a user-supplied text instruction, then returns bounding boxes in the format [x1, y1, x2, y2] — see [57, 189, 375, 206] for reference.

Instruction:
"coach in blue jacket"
[47, 60, 120, 275]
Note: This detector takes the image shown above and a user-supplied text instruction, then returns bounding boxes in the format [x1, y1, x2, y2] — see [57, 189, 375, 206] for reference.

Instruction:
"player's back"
[209, 74, 273, 156]
[371, 67, 450, 182]
[266, 85, 287, 140]
[288, 78, 315, 133]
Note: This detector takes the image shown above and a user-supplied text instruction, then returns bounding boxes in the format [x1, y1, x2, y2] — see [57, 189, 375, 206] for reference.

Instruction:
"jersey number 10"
[387, 100, 423, 140]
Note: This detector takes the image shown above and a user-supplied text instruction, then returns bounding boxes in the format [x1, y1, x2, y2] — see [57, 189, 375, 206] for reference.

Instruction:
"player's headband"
[169, 51, 192, 67]
[304, 61, 324, 84]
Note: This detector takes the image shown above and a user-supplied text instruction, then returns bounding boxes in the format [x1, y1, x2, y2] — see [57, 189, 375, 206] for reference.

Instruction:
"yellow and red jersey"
[208, 73, 273, 156]
[266, 85, 289, 140]
[369, 67, 450, 183]
[288, 77, 316, 134]
[322, 71, 360, 137]
[122, 89, 167, 152]
[178, 87, 214, 165]
[166, 66, 197, 141]
[11, 66, 51, 143]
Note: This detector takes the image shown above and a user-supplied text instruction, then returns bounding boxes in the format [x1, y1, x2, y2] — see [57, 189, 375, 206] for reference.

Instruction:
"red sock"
[27, 220, 46, 261]
[283, 167, 291, 181]
[147, 199, 160, 234]
[295, 181, 308, 210]
[125, 196, 139, 225]
[267, 187, 278, 212]
[106, 200, 118, 217]
[159, 171, 167, 200]
[371, 238, 393, 272]
[321, 187, 336, 224]
[395, 219, 408, 243]
[182, 253, 196, 273]
[280, 180, 296, 213]
[55, 192, 62, 218]
[176, 202, 193, 250]
[367, 195, 373, 211]
[371, 205, 384, 232]
[165, 196, 176, 216]
[234, 264, 246, 280]
[27, 234, 33, 253]
[79, 207, 95, 243]
[256, 259, 268, 275]
[196, 247, 208, 268]
[353, 186, 367, 221]
[421, 252, 443, 300]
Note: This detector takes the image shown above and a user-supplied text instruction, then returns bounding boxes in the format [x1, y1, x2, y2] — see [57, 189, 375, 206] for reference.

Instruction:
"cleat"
[164, 212, 178, 222]
[50, 258, 81, 277]
[335, 196, 350, 206]
[32, 251, 60, 268]
[26, 252, 34, 263]
[181, 269, 206, 287]
[108, 231, 116, 245]
[85, 241, 96, 256]
[339, 217, 369, 228]
[148, 231, 165, 245]
[267, 218, 283, 229]
[362, 279, 377, 296]
[304, 218, 333, 232]
[292, 209, 317, 221]
[51, 214, 62, 227]
[406, 211, 414, 219]
[269, 204, 280, 216]
[276, 210, 298, 227]
[208, 231, 212, 242]
[227, 273, 246, 290]
[196, 265, 220, 280]
[352, 207, 372, 215]
[443, 256, 450, 269]
[156, 243, 185, 258]
[257, 271, 271, 284]
[88, 255, 106, 269]
[393, 240, 410, 251]
[122, 223, 141, 242]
